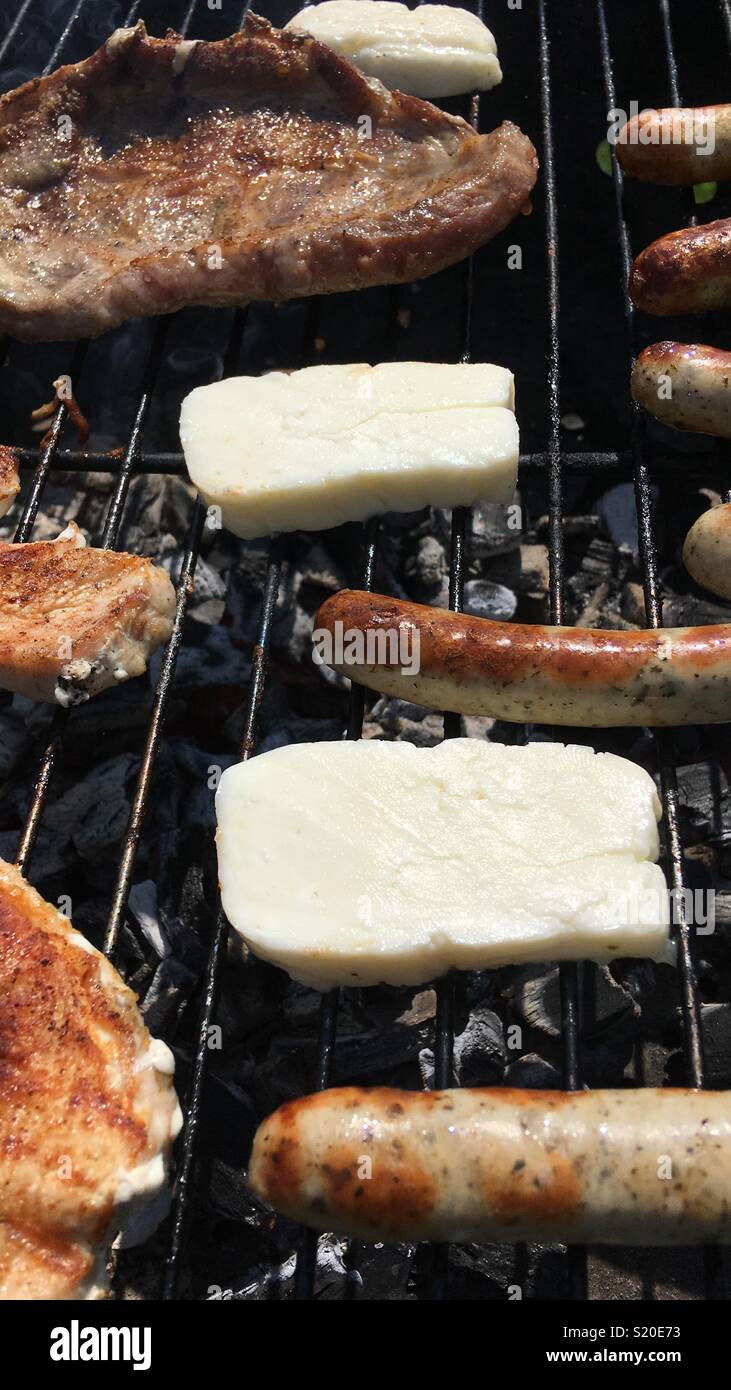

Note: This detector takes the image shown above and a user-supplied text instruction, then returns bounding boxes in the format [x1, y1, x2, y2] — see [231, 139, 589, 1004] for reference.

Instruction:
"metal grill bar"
[10, 445, 724, 475]
[103, 499, 207, 958]
[292, 511, 381, 1300]
[0, 0, 728, 1305]
[164, 540, 284, 1297]
[537, 0, 586, 1304]
[10, 0, 201, 876]
[14, 340, 89, 544]
[596, 0, 705, 1095]
[0, 0, 34, 69]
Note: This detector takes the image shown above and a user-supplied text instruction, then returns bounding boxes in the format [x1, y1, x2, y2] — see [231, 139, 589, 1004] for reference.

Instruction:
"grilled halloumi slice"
[286, 2, 502, 98]
[180, 362, 518, 540]
[0, 860, 181, 1299]
[0, 523, 175, 705]
[216, 739, 672, 990]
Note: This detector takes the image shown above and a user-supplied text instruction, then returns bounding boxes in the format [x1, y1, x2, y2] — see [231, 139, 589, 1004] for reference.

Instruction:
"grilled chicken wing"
[0, 523, 175, 705]
[0, 859, 181, 1299]
[0, 16, 537, 342]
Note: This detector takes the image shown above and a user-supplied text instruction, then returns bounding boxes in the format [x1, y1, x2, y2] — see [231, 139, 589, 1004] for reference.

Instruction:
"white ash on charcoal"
[364, 696, 448, 746]
[481, 542, 550, 617]
[418, 1005, 506, 1087]
[463, 578, 516, 621]
[406, 534, 448, 600]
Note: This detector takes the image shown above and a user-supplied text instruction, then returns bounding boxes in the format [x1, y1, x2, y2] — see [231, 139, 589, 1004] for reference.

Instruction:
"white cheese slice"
[216, 739, 672, 990]
[180, 362, 518, 540]
[286, 1, 502, 99]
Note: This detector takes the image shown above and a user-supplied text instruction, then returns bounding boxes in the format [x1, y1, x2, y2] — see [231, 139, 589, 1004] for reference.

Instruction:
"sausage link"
[616, 105, 731, 184]
[632, 342, 731, 438]
[630, 217, 731, 315]
[315, 590, 731, 726]
[248, 1086, 731, 1244]
[684, 503, 731, 602]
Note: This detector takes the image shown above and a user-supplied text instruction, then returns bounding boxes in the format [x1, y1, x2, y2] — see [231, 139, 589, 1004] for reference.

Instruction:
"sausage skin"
[632, 342, 731, 438]
[630, 218, 731, 315]
[248, 1086, 731, 1244]
[684, 503, 731, 601]
[616, 105, 731, 184]
[315, 590, 731, 726]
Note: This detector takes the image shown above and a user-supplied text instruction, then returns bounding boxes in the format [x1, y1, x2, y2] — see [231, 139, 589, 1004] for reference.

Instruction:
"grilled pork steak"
[0, 16, 538, 342]
[0, 522, 175, 704]
[0, 859, 180, 1299]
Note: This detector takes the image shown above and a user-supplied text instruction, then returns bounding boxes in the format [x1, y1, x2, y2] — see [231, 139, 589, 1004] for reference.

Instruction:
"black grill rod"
[42, 0, 94, 72]
[293, 514, 380, 1301]
[346, 516, 380, 740]
[13, 447, 646, 475]
[14, 708, 64, 876]
[292, 993, 340, 1300]
[596, 1, 705, 1093]
[100, 305, 247, 550]
[0, 0, 34, 68]
[538, 0, 586, 1303]
[658, 0, 682, 107]
[100, 319, 169, 549]
[103, 500, 206, 958]
[429, 64, 484, 1304]
[14, 339, 89, 544]
[657, 0, 724, 1300]
[14, 310, 192, 872]
[537, 0, 582, 1094]
[8, 0, 173, 548]
[163, 539, 284, 1299]
[435, 83, 480, 1081]
[12, 334, 89, 872]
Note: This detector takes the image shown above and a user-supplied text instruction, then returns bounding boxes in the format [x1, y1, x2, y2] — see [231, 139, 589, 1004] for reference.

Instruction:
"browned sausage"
[314, 589, 731, 725]
[630, 218, 731, 315]
[684, 503, 731, 601]
[248, 1086, 731, 1244]
[616, 105, 731, 184]
[631, 342, 731, 437]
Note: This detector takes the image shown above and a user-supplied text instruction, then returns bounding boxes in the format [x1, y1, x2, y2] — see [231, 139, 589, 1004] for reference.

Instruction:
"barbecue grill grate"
[1, 0, 730, 1301]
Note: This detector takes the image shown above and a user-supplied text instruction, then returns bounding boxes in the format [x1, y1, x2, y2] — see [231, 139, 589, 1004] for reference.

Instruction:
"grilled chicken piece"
[0, 16, 537, 342]
[0, 523, 175, 705]
[0, 446, 20, 517]
[0, 859, 181, 1299]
